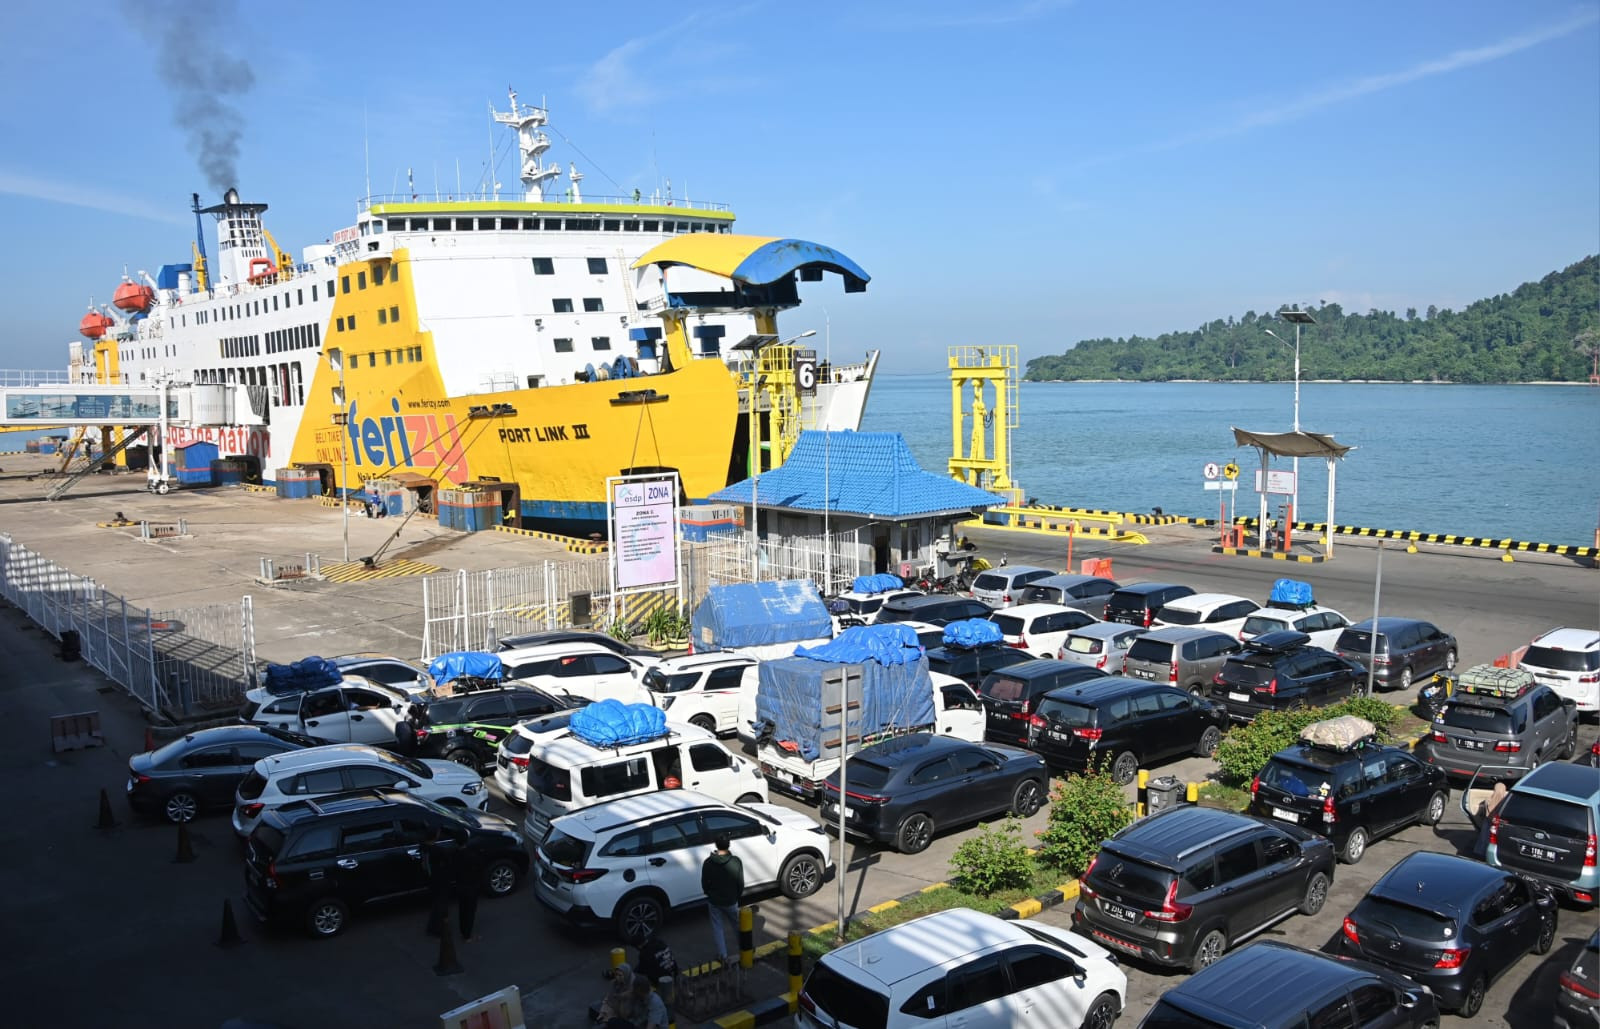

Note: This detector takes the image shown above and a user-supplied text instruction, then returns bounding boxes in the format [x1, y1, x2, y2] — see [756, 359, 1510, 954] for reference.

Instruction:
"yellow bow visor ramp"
[633, 234, 870, 292]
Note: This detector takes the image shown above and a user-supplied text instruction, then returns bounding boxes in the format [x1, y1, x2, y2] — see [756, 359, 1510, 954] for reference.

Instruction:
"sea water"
[862, 376, 1600, 547]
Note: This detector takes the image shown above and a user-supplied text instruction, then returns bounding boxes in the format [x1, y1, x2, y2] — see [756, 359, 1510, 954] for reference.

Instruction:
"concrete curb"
[1213, 545, 1326, 563]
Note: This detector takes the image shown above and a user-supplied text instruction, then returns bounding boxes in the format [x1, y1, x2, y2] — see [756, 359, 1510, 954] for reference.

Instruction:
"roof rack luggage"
[941, 619, 1003, 650]
[1455, 664, 1535, 700]
[1265, 578, 1315, 611]
[568, 699, 670, 749]
[1299, 715, 1379, 752]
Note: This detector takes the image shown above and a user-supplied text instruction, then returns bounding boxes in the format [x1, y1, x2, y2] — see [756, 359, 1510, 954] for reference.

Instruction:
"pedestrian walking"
[700, 833, 743, 964]
[423, 826, 458, 937]
[454, 837, 483, 941]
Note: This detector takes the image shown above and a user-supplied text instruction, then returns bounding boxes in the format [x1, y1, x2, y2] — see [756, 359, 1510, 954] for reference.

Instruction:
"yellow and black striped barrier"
[492, 524, 609, 553]
[319, 558, 442, 583]
[1232, 518, 1599, 559]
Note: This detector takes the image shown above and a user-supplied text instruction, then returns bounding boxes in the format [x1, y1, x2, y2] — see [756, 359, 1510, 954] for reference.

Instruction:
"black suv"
[1071, 805, 1336, 972]
[1339, 851, 1558, 1017]
[1249, 731, 1448, 864]
[1103, 582, 1195, 627]
[1140, 940, 1439, 1029]
[876, 594, 993, 626]
[242, 788, 528, 938]
[976, 660, 1107, 747]
[1212, 631, 1363, 723]
[401, 682, 573, 773]
[1029, 676, 1228, 783]
[924, 642, 1034, 689]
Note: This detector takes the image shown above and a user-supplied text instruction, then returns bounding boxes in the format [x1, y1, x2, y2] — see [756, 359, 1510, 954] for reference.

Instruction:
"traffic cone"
[95, 788, 117, 830]
[216, 899, 243, 947]
[433, 917, 463, 976]
[173, 819, 196, 863]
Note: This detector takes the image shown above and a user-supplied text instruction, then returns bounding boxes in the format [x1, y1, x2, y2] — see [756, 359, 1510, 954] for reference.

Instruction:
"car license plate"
[1518, 842, 1557, 862]
[1229, 692, 1250, 703]
[1100, 901, 1137, 923]
[1460, 739, 1483, 750]
[1132, 669, 1154, 680]
[1271, 806, 1299, 823]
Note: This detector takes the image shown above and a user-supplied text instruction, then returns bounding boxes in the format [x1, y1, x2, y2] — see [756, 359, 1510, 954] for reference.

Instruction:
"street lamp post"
[749, 328, 817, 578]
[1265, 307, 1315, 534]
[326, 349, 350, 562]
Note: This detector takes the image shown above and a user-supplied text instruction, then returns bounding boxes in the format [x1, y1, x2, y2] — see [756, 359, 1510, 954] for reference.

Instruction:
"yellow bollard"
[739, 905, 754, 970]
[787, 931, 804, 1001]
[1186, 781, 1200, 804]
[610, 946, 626, 971]
[1136, 768, 1149, 818]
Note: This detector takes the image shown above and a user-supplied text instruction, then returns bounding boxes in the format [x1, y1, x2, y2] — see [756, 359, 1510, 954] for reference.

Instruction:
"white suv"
[1152, 592, 1262, 638]
[1520, 627, 1600, 712]
[243, 678, 412, 747]
[1238, 604, 1352, 649]
[533, 790, 831, 943]
[987, 602, 1098, 659]
[500, 641, 655, 705]
[231, 744, 486, 837]
[641, 652, 758, 736]
[798, 908, 1125, 1029]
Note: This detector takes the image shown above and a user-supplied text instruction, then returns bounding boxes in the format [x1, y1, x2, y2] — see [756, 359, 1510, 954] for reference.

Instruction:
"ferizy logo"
[346, 397, 469, 481]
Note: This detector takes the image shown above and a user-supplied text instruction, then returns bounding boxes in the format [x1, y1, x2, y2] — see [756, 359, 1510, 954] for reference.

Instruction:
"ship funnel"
[224, 187, 241, 204]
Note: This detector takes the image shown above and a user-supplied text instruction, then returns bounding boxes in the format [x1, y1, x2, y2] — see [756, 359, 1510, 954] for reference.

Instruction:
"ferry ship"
[70, 90, 876, 533]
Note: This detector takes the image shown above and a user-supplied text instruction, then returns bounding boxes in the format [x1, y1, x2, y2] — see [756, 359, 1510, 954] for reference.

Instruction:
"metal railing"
[359, 191, 731, 213]
[702, 526, 871, 597]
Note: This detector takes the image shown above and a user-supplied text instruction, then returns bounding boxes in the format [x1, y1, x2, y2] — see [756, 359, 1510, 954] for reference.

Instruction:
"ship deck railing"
[357, 191, 731, 213]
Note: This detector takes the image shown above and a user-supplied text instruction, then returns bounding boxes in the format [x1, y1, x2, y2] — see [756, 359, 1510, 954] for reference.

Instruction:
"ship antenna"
[363, 103, 372, 201]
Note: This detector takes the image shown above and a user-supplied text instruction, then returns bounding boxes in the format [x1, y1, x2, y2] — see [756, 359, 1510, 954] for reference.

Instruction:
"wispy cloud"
[917, 0, 1075, 29]
[0, 171, 188, 226]
[577, 4, 763, 114]
[1078, 9, 1600, 168]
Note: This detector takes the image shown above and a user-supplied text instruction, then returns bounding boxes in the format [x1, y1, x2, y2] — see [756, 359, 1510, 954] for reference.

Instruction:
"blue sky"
[2, 0, 1596, 374]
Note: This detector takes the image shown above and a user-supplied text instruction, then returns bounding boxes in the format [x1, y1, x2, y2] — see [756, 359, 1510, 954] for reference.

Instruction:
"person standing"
[700, 833, 743, 964]
[453, 837, 483, 942]
[423, 827, 458, 937]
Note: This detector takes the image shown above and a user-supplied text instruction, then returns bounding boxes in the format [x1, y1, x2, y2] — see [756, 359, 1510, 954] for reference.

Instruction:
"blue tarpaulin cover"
[942, 619, 1004, 648]
[1269, 579, 1315, 607]
[427, 651, 505, 687]
[691, 580, 832, 650]
[569, 700, 668, 747]
[850, 573, 904, 595]
[758, 624, 935, 760]
[262, 656, 342, 695]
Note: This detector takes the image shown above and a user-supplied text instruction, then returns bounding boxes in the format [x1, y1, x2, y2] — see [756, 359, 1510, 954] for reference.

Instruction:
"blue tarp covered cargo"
[262, 656, 342, 695]
[569, 700, 668, 747]
[757, 624, 935, 761]
[942, 619, 1003, 648]
[850, 573, 904, 595]
[1268, 579, 1315, 607]
[691, 579, 832, 652]
[427, 651, 504, 687]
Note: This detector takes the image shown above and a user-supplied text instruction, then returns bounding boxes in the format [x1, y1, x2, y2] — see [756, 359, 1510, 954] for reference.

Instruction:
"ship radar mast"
[491, 88, 562, 202]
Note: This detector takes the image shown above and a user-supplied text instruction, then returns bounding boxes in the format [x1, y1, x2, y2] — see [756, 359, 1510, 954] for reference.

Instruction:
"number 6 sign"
[795, 353, 818, 393]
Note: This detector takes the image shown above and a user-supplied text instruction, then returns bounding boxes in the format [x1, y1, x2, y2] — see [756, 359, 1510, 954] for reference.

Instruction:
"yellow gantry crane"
[948, 345, 1021, 504]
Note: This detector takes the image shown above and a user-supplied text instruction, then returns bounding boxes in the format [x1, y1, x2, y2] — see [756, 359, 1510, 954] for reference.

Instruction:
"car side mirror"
[1398, 993, 1419, 1010]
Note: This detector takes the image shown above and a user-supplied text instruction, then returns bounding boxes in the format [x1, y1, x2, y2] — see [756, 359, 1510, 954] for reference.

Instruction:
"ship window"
[522, 218, 537, 230]
[297, 289, 303, 305]
[603, 220, 620, 231]
[410, 346, 422, 361]
[642, 220, 659, 231]
[312, 284, 319, 301]
[552, 298, 574, 314]
[543, 218, 562, 230]
[410, 219, 427, 231]
[390, 264, 399, 283]
[587, 257, 608, 274]
[341, 276, 350, 294]
[583, 298, 603, 312]
[434, 218, 451, 231]
[479, 218, 496, 230]
[456, 218, 474, 231]
[389, 306, 399, 322]
[313, 323, 321, 346]
[384, 350, 393, 365]
[336, 317, 345, 332]
[357, 270, 367, 290]
[531, 258, 554, 276]
[349, 354, 359, 369]
[373, 265, 385, 286]
[624, 221, 640, 231]
[348, 315, 356, 330]
[378, 309, 387, 325]
[553, 337, 574, 353]
[387, 219, 403, 232]
[591, 336, 612, 351]
[527, 375, 543, 388]
[293, 363, 304, 405]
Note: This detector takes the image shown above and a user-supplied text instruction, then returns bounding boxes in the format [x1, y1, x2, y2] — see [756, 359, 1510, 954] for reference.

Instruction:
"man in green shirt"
[700, 833, 743, 964]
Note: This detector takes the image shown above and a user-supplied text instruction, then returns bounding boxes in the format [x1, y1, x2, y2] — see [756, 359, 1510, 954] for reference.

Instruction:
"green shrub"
[1035, 769, 1134, 876]
[1332, 695, 1405, 733]
[949, 817, 1035, 895]
[1214, 698, 1409, 786]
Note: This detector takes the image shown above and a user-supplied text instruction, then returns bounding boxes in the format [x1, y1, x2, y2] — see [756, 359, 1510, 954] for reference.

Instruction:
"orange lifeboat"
[113, 281, 155, 313]
[247, 257, 276, 283]
[79, 311, 114, 339]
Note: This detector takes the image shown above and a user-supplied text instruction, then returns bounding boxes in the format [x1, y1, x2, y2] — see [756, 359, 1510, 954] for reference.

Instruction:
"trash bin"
[1146, 774, 1187, 815]
[569, 591, 592, 627]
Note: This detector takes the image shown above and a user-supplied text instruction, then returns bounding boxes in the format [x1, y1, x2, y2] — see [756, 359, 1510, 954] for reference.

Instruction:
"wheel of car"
[1340, 827, 1368, 865]
[1534, 913, 1558, 955]
[1196, 726, 1222, 758]
[1398, 666, 1413, 691]
[1189, 928, 1227, 973]
[1423, 790, 1447, 825]
[895, 813, 935, 854]
[689, 714, 717, 733]
[444, 748, 480, 773]
[1457, 976, 1486, 1018]
[162, 791, 199, 824]
[1080, 991, 1120, 1029]
[614, 891, 666, 945]
[306, 897, 349, 938]
[483, 857, 521, 897]
[1299, 871, 1330, 916]
[1110, 751, 1138, 786]
[1187, 685, 1203, 698]
[1011, 778, 1045, 817]
[1443, 650, 1457, 673]
[779, 852, 824, 899]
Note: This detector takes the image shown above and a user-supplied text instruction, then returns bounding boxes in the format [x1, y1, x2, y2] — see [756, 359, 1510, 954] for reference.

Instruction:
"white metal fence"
[0, 533, 257, 717]
[702, 526, 871, 596]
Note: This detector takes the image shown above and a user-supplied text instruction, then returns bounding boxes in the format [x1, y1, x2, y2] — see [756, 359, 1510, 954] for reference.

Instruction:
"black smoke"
[126, 0, 255, 194]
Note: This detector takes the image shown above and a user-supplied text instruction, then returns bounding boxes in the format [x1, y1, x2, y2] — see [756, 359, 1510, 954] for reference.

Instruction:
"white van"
[520, 720, 767, 841]
[643, 652, 759, 736]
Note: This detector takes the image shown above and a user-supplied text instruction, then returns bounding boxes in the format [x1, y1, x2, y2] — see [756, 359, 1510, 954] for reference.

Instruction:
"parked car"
[1248, 722, 1449, 863]
[797, 908, 1126, 1029]
[1333, 617, 1457, 692]
[1070, 806, 1336, 972]
[1029, 676, 1228, 783]
[245, 677, 413, 746]
[1485, 761, 1600, 906]
[826, 588, 922, 630]
[877, 594, 994, 626]
[495, 628, 658, 660]
[1238, 605, 1352, 650]
[231, 744, 487, 838]
[1103, 582, 1196, 627]
[988, 603, 1100, 659]
[1338, 850, 1558, 1017]
[1059, 622, 1147, 673]
[818, 733, 1049, 854]
[1122, 627, 1241, 695]
[126, 724, 320, 823]
[499, 641, 655, 705]
[1556, 930, 1600, 1029]
[1520, 627, 1600, 713]
[1425, 667, 1579, 782]
[239, 655, 430, 721]
[977, 660, 1107, 748]
[1211, 631, 1363, 723]
[924, 640, 1035, 689]
[400, 681, 573, 773]
[242, 788, 526, 938]
[969, 564, 1055, 609]
[641, 652, 757, 735]
[532, 789, 830, 943]
[1021, 572, 1121, 614]
[1151, 593, 1262, 638]
[1136, 940, 1439, 1029]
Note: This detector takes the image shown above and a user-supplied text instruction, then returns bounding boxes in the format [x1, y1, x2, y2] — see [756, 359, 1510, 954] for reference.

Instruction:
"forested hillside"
[1025, 256, 1599, 383]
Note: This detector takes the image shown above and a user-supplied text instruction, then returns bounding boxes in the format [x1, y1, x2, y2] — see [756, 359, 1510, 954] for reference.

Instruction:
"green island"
[1025, 254, 1599, 383]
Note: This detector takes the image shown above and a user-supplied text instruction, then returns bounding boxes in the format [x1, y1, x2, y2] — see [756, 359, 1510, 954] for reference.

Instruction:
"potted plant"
[606, 616, 633, 643]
